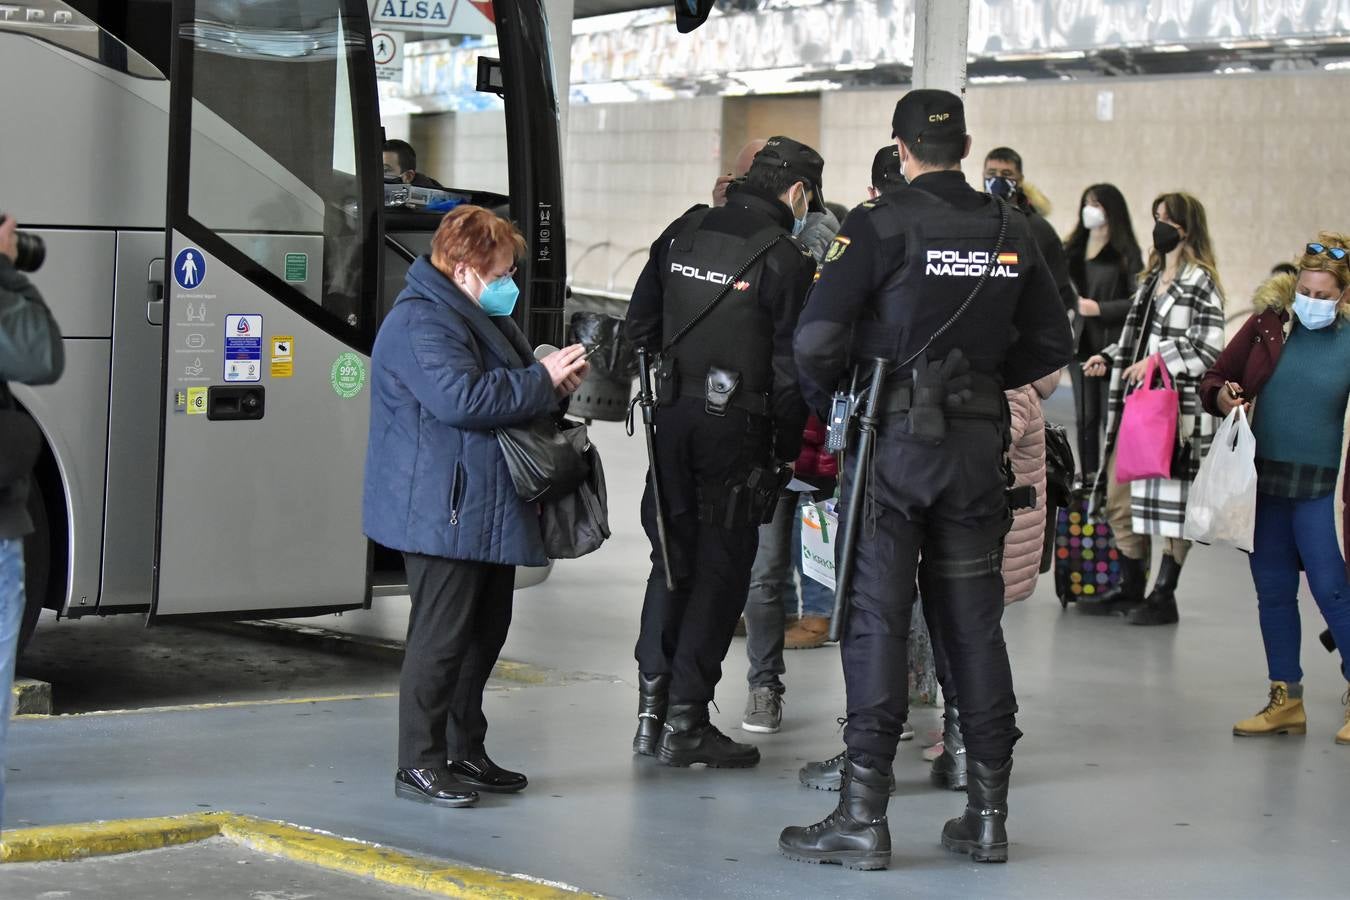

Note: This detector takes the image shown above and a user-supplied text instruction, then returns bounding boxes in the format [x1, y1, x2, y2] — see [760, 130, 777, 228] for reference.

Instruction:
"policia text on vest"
[623, 147, 819, 769]
[780, 88, 1074, 870]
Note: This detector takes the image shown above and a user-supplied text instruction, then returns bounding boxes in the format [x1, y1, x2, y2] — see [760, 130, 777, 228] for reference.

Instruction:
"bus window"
[181, 2, 378, 344]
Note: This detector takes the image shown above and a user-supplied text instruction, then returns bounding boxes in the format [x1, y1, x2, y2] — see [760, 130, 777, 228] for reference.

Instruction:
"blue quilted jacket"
[363, 257, 558, 565]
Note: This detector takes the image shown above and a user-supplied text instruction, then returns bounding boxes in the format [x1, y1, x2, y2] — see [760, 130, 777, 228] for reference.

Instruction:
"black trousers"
[399, 553, 514, 769]
[635, 398, 768, 706]
[1070, 364, 1108, 476]
[842, 419, 1022, 769]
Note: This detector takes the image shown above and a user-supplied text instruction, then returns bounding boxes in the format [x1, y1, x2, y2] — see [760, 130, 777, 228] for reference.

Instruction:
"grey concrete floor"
[0, 838, 434, 899]
[6, 408, 1350, 898]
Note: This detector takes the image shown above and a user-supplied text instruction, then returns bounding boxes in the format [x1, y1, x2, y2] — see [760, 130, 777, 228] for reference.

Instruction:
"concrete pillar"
[544, 0, 572, 146]
[912, 0, 970, 94]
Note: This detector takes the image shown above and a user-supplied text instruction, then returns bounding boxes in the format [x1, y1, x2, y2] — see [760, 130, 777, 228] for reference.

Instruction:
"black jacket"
[1, 257, 64, 539]
[625, 186, 816, 459]
[794, 170, 1073, 415]
[1066, 242, 1141, 359]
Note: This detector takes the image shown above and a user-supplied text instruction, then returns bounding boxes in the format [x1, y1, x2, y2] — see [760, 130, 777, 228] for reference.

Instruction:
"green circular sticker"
[331, 352, 366, 399]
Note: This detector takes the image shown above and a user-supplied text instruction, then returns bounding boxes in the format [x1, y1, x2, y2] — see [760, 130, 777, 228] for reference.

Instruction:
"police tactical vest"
[859, 189, 1031, 377]
[659, 208, 786, 397]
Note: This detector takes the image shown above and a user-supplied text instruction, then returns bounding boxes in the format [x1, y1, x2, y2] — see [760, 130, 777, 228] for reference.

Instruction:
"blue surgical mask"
[790, 190, 807, 237]
[474, 270, 520, 317]
[1293, 292, 1340, 330]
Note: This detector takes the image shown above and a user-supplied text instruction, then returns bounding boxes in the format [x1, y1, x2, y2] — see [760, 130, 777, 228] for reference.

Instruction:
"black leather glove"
[908, 349, 973, 443]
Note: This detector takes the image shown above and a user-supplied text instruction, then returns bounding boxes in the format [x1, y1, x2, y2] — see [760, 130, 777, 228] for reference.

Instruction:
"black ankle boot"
[798, 748, 898, 793]
[1129, 555, 1182, 626]
[632, 672, 669, 757]
[930, 703, 968, 792]
[779, 758, 892, 870]
[941, 758, 1011, 863]
[657, 703, 760, 768]
[1078, 555, 1147, 615]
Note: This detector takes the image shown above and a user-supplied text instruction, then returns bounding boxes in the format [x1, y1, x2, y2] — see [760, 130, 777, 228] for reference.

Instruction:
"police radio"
[826, 390, 855, 453]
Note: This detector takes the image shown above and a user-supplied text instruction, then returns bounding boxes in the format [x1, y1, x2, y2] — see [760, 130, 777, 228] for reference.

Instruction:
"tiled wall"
[564, 98, 725, 291]
[410, 110, 511, 198]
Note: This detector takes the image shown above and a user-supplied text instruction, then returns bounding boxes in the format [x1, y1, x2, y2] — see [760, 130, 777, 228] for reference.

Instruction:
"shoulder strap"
[661, 223, 788, 355]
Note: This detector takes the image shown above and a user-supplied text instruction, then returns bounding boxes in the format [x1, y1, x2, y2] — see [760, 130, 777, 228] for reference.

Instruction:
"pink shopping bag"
[1115, 354, 1179, 483]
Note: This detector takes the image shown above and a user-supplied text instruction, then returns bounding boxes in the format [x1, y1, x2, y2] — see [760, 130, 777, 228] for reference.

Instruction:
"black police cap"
[871, 145, 906, 192]
[892, 89, 967, 147]
[675, 0, 715, 33]
[749, 136, 827, 212]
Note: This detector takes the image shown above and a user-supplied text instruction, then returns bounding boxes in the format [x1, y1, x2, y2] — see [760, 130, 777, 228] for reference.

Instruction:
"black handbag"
[540, 436, 610, 559]
[495, 416, 591, 503]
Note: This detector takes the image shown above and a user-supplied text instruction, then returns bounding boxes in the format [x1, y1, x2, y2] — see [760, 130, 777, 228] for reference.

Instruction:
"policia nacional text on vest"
[780, 90, 1074, 871]
[623, 137, 822, 771]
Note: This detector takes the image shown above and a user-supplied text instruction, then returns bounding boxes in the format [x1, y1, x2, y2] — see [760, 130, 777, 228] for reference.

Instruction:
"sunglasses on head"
[1307, 243, 1348, 261]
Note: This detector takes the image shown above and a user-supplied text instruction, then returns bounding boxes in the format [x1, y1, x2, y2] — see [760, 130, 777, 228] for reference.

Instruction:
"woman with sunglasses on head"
[1081, 192, 1226, 625]
[1199, 235, 1350, 744]
[1064, 184, 1144, 477]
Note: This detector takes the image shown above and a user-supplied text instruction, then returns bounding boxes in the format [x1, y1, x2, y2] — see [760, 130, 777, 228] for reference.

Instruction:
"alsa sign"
[370, 0, 495, 32]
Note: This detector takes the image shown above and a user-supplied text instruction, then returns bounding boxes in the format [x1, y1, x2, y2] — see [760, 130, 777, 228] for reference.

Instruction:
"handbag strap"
[1145, 353, 1174, 391]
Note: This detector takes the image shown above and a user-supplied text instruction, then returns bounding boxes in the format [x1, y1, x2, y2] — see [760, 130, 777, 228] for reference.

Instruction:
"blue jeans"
[745, 492, 835, 689]
[1248, 493, 1350, 683]
[0, 537, 25, 831]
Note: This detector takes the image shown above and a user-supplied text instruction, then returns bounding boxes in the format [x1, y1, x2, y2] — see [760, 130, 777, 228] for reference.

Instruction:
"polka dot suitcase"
[1053, 490, 1122, 608]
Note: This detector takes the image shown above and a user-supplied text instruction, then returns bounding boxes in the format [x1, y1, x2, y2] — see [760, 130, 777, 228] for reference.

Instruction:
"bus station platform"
[3, 418, 1349, 899]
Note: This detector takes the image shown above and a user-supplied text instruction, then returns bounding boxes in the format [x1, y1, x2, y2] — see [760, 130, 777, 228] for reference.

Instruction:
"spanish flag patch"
[996, 252, 1019, 265]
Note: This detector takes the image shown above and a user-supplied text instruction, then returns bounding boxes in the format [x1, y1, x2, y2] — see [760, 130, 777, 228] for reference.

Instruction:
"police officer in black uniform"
[626, 138, 822, 769]
[778, 91, 1073, 868]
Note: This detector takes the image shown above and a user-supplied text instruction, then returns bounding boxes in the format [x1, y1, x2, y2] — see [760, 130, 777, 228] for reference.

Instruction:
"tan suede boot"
[1336, 689, 1350, 746]
[1233, 682, 1307, 736]
[784, 615, 830, 649]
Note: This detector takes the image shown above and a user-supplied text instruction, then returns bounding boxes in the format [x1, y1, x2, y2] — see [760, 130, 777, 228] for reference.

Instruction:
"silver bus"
[1, 0, 568, 652]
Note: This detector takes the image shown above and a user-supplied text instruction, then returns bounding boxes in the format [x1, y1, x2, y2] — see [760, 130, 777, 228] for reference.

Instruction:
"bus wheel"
[17, 477, 52, 657]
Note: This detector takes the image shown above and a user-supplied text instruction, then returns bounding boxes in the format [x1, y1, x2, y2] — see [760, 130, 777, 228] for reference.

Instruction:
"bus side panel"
[10, 343, 111, 616]
[98, 230, 166, 612]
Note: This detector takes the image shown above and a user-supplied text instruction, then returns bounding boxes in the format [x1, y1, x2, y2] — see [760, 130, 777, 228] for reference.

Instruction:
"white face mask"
[1081, 205, 1107, 230]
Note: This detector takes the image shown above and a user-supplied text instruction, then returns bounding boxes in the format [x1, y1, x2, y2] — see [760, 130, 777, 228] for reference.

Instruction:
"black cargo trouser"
[842, 418, 1022, 769]
[635, 397, 771, 706]
[399, 554, 515, 769]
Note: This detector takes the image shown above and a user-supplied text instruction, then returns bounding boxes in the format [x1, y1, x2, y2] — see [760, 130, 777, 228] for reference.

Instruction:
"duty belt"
[880, 372, 1006, 421]
[677, 376, 772, 417]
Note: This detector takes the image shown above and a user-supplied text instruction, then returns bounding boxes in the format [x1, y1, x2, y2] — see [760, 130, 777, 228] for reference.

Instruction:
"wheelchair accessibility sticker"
[174, 247, 206, 290]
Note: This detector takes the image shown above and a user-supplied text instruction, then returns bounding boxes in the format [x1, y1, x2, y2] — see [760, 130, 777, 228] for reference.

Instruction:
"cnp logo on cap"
[892, 89, 966, 145]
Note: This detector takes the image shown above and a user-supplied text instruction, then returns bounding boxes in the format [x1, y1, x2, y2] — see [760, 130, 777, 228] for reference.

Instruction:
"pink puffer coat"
[1003, 373, 1061, 604]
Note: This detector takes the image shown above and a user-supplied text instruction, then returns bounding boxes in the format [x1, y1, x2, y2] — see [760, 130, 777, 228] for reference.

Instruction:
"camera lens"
[15, 230, 45, 273]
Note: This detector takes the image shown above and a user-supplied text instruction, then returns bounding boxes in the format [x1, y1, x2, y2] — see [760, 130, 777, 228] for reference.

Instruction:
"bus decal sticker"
[224, 315, 263, 383]
[331, 352, 366, 399]
[271, 336, 295, 379]
[174, 247, 206, 290]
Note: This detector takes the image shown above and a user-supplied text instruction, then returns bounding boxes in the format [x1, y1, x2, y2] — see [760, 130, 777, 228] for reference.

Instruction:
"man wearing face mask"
[625, 137, 821, 769]
[983, 148, 1078, 320]
[781, 91, 1072, 870]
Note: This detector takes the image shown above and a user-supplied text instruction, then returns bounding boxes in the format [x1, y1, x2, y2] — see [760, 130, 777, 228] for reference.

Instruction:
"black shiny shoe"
[633, 672, 670, 757]
[930, 703, 968, 792]
[657, 704, 760, 768]
[780, 759, 892, 870]
[394, 768, 479, 808]
[941, 759, 1011, 863]
[447, 754, 528, 794]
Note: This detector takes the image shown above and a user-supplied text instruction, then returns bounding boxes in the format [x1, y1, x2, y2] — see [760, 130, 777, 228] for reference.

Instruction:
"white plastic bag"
[1184, 407, 1257, 552]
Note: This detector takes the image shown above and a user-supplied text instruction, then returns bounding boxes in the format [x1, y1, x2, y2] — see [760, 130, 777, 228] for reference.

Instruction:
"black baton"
[636, 348, 676, 591]
[829, 358, 890, 643]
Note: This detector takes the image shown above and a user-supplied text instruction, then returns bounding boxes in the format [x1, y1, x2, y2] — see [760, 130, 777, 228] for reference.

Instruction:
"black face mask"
[1153, 220, 1182, 255]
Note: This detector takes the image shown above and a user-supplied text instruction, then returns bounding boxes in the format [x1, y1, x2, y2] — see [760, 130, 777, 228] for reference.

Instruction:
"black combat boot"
[657, 703, 760, 768]
[1077, 555, 1147, 616]
[941, 758, 1011, 863]
[779, 758, 892, 870]
[1129, 554, 1182, 626]
[798, 748, 897, 793]
[632, 672, 670, 757]
[930, 703, 968, 792]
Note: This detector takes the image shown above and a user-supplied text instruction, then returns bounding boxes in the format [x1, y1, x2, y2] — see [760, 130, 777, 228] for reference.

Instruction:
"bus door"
[151, 0, 381, 620]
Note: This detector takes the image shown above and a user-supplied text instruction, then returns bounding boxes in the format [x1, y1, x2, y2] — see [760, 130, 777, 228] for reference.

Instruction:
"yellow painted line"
[0, 814, 218, 863]
[14, 691, 399, 719]
[0, 812, 603, 898]
[217, 813, 603, 899]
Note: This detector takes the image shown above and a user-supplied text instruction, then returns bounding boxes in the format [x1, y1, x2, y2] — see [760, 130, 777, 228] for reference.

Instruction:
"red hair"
[430, 205, 525, 275]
